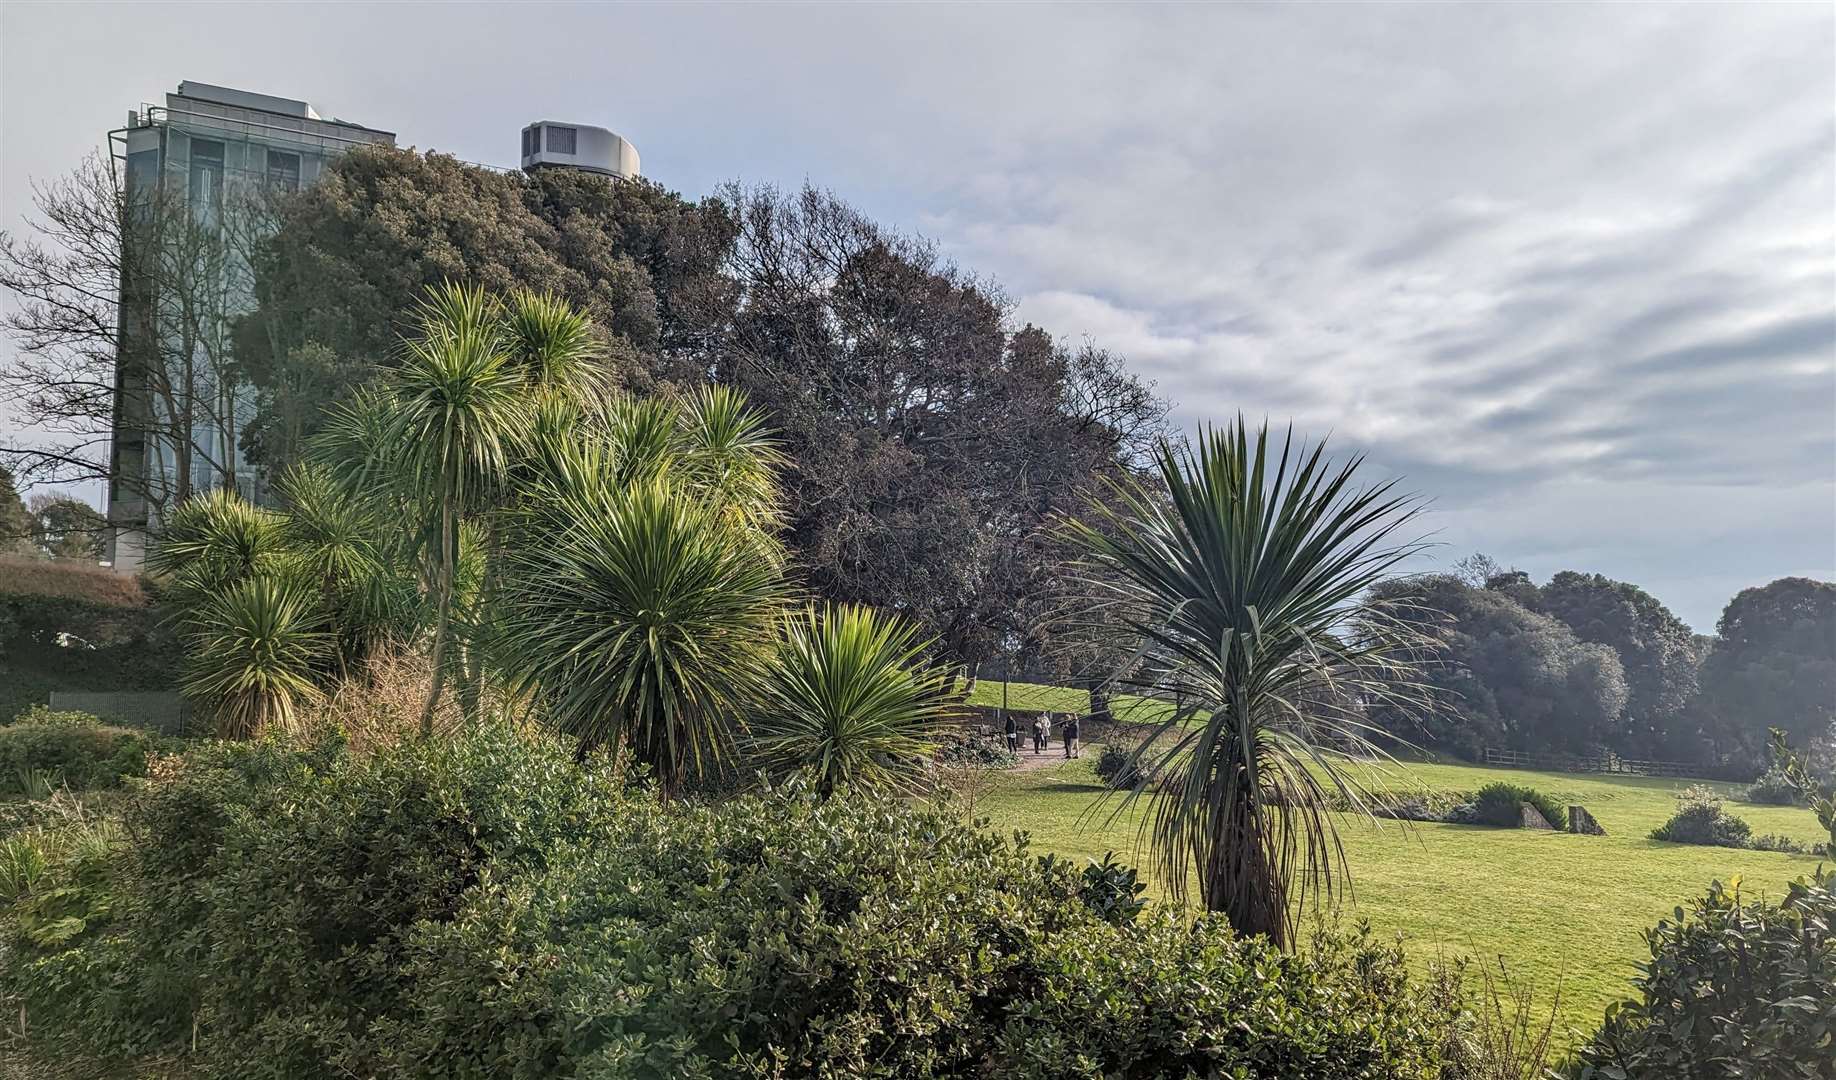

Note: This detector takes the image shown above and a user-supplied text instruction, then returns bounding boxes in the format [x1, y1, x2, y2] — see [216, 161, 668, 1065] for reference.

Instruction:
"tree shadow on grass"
[1033, 781, 1107, 795]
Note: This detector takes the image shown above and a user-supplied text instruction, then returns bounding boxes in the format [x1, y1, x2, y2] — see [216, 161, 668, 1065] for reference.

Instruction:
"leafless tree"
[1, 152, 271, 528]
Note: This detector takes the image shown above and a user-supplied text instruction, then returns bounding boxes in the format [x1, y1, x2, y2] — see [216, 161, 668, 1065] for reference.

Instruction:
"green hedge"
[4, 727, 1475, 1079]
[1573, 869, 1834, 1079]
[0, 707, 166, 794]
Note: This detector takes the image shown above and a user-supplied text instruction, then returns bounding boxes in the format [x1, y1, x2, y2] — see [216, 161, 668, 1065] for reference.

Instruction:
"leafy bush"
[935, 731, 1018, 769]
[1649, 786, 1753, 848]
[0, 708, 164, 794]
[1093, 742, 1149, 788]
[1075, 851, 1148, 925]
[1572, 868, 1835, 1079]
[1470, 781, 1568, 830]
[1749, 833, 1810, 855]
[1743, 767, 1804, 806]
[8, 704, 104, 728]
[377, 786, 1461, 1079]
[4, 726, 1478, 1079]
[2, 725, 625, 1073]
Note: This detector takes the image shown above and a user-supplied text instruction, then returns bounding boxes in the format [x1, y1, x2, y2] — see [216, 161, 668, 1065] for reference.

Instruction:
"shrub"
[377, 788, 1461, 1079]
[1649, 786, 1752, 848]
[0, 709, 164, 794]
[935, 731, 1018, 769]
[1093, 742, 1150, 788]
[8, 704, 104, 728]
[1572, 868, 1835, 1079]
[1470, 781, 1568, 830]
[1749, 833, 1810, 855]
[2, 725, 627, 1074]
[4, 726, 1476, 1079]
[1742, 767, 1804, 806]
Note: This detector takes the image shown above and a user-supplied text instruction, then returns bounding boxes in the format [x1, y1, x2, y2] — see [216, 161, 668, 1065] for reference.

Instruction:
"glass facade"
[105, 86, 395, 570]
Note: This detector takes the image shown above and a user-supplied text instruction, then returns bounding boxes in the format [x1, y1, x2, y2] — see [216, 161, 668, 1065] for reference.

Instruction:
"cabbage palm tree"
[181, 574, 329, 738]
[384, 283, 530, 735]
[149, 486, 290, 613]
[1067, 420, 1434, 948]
[496, 473, 788, 797]
[151, 488, 333, 738]
[751, 604, 958, 797]
[275, 463, 420, 668]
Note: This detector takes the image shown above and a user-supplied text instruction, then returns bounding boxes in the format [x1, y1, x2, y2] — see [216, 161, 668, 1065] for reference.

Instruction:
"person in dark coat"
[1031, 714, 1048, 754]
[1062, 714, 1081, 758]
[1004, 713, 1020, 754]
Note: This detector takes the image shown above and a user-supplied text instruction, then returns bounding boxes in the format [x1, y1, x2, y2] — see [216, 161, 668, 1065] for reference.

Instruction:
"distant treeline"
[1365, 561, 1833, 774]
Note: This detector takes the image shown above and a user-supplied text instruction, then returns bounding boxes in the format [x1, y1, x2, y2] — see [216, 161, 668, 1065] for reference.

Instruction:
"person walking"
[1062, 713, 1080, 758]
[1004, 713, 1020, 754]
[1031, 714, 1047, 754]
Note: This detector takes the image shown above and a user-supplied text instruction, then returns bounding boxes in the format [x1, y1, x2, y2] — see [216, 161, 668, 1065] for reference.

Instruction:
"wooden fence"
[1482, 746, 1720, 780]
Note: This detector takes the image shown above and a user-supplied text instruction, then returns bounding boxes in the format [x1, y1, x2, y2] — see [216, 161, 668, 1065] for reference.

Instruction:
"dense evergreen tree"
[27, 494, 105, 560]
[1512, 570, 1701, 757]
[234, 147, 732, 470]
[1699, 577, 1836, 766]
[1368, 574, 1629, 757]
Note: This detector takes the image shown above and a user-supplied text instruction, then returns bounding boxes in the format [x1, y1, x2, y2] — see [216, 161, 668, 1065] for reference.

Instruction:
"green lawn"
[963, 678, 1174, 723]
[973, 750, 1828, 1048]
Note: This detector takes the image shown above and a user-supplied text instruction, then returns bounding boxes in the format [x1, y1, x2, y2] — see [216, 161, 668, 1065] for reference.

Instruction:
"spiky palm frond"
[1068, 420, 1436, 948]
[750, 603, 957, 797]
[602, 392, 683, 487]
[149, 488, 292, 617]
[498, 474, 789, 797]
[309, 384, 409, 505]
[503, 287, 604, 394]
[275, 463, 387, 586]
[679, 384, 787, 527]
[181, 573, 330, 739]
[392, 283, 529, 524]
[276, 462, 423, 662]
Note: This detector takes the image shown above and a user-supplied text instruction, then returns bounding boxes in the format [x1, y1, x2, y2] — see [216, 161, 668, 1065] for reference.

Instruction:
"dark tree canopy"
[28, 494, 106, 561]
[1369, 574, 1629, 757]
[234, 147, 732, 469]
[233, 162, 1165, 669]
[702, 184, 1166, 669]
[0, 468, 33, 556]
[1513, 570, 1701, 757]
[1700, 577, 1836, 761]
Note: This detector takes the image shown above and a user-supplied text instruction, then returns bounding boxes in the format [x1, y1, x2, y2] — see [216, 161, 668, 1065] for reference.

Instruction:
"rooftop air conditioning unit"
[520, 121, 640, 180]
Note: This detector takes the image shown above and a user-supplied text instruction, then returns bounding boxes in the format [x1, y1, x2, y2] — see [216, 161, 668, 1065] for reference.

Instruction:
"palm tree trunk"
[420, 503, 454, 737]
[1202, 782, 1289, 948]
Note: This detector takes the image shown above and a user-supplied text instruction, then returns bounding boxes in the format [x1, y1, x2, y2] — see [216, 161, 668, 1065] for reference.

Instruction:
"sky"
[2, 2, 1832, 630]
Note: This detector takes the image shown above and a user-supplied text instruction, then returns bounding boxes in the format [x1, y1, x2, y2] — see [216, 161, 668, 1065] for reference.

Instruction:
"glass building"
[104, 82, 394, 571]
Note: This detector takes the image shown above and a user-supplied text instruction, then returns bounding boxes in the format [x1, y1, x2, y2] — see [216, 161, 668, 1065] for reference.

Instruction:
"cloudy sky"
[3, 2, 1832, 628]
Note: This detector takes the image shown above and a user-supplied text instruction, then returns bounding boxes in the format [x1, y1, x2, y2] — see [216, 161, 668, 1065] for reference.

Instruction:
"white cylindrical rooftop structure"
[520, 121, 639, 180]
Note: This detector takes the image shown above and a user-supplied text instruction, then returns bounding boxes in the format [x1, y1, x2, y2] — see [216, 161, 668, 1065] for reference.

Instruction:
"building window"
[521, 127, 531, 157]
[188, 139, 225, 222]
[546, 125, 576, 154]
[266, 150, 301, 192]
